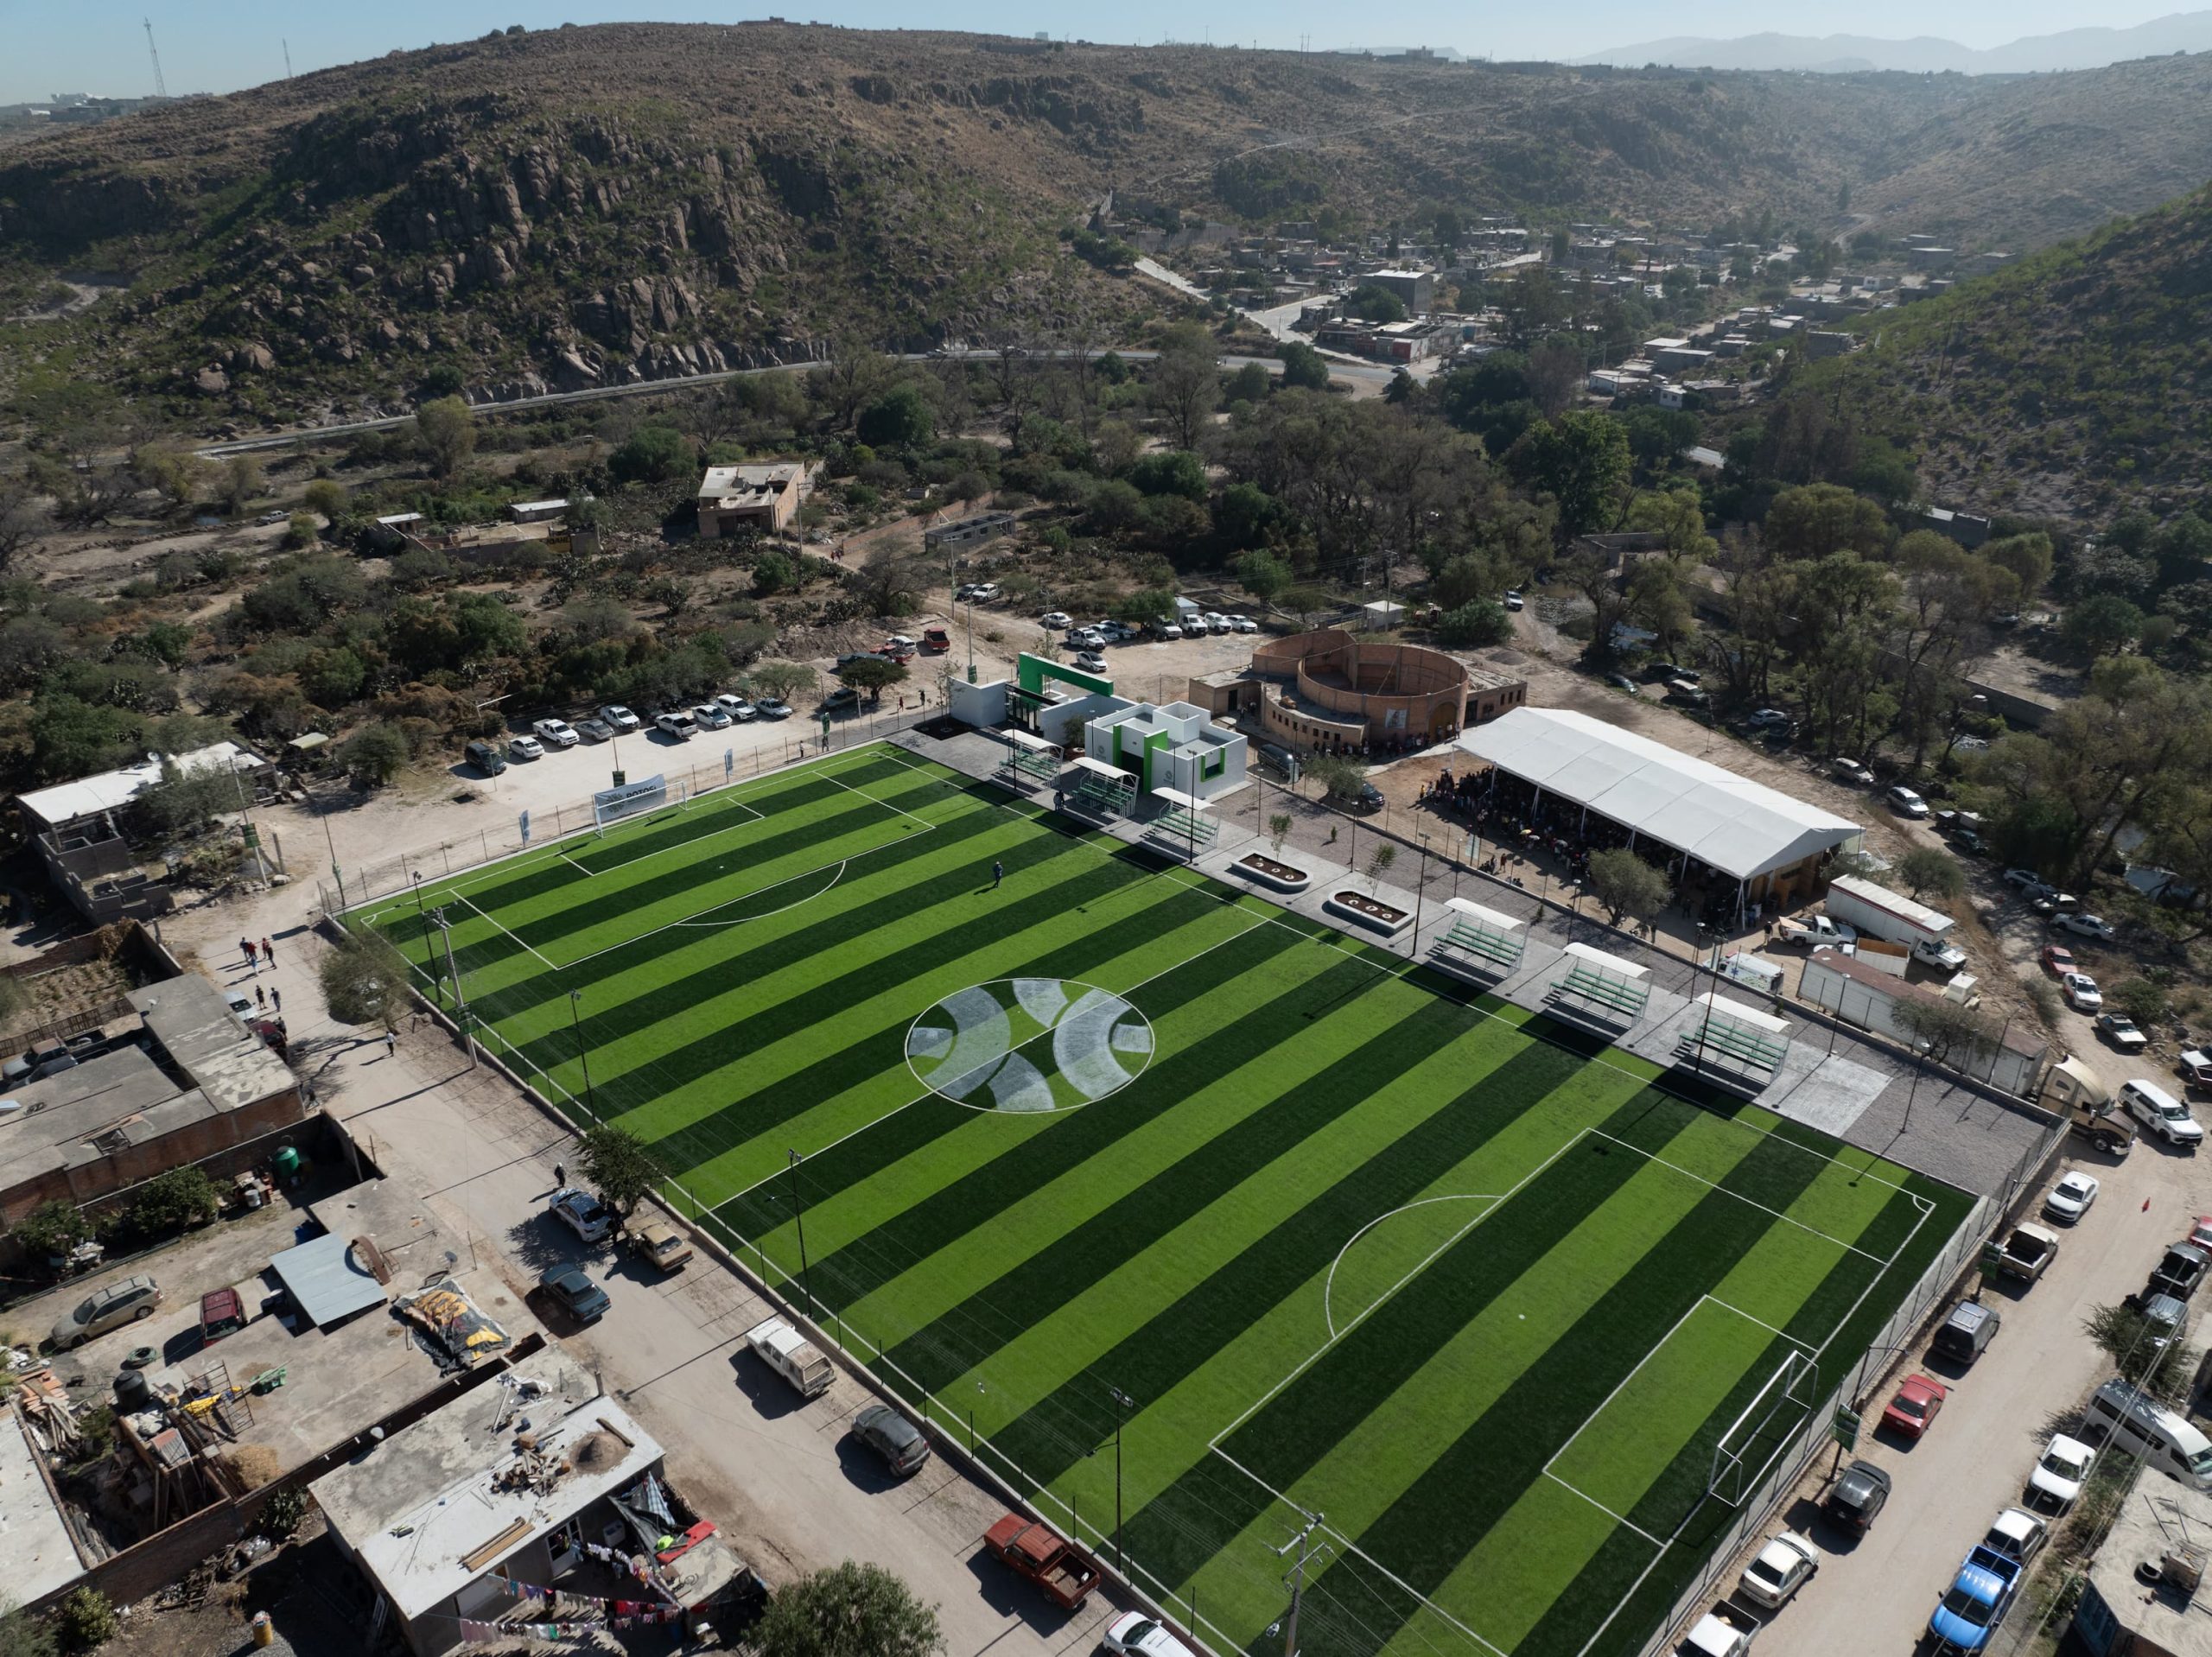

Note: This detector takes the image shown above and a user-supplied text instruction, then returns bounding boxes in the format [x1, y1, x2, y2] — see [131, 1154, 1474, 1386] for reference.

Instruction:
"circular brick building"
[1249, 629, 1525, 753]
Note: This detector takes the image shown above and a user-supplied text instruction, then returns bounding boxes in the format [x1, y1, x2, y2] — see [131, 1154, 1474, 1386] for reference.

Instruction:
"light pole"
[413, 873, 441, 1005]
[434, 910, 477, 1069]
[1109, 1385, 1134, 1574]
[567, 988, 597, 1118]
[787, 1148, 814, 1317]
[1414, 833, 1433, 960]
[317, 776, 347, 911]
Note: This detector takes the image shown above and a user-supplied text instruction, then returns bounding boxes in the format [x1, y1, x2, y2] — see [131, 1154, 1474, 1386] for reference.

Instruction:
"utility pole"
[567, 988, 597, 1117]
[1109, 1386, 1134, 1574]
[787, 1148, 814, 1316]
[143, 18, 168, 98]
[1274, 1509, 1325, 1657]
[435, 910, 478, 1069]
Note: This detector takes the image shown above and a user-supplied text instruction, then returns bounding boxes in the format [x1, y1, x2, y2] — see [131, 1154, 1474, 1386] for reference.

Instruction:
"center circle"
[906, 979, 1154, 1113]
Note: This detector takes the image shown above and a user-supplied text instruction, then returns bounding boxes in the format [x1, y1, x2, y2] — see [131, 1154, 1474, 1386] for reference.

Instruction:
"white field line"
[1811, 1191, 1936, 1365]
[1587, 1128, 1900, 1264]
[448, 891, 556, 973]
[668, 860, 847, 927]
[819, 759, 938, 830]
[1572, 1540, 1679, 1657]
[1542, 1471, 1669, 1548]
[1322, 1194, 1504, 1339]
[560, 852, 593, 877]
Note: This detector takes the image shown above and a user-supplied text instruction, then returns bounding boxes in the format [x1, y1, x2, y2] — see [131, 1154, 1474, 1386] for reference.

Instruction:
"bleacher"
[999, 747, 1059, 784]
[1548, 962, 1650, 1023]
[1071, 771, 1136, 816]
[1433, 918, 1523, 975]
[1148, 808, 1220, 850]
[1675, 999, 1791, 1086]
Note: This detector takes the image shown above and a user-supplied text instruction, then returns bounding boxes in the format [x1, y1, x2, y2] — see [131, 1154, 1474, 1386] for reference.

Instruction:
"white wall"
[948, 679, 1007, 727]
[1801, 955, 2040, 1094]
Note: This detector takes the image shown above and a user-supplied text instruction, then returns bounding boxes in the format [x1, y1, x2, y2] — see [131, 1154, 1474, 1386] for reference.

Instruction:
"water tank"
[271, 1146, 302, 1179]
[113, 1368, 151, 1409]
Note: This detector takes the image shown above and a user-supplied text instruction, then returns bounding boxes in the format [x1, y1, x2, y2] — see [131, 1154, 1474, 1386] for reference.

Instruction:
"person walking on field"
[991, 860, 1004, 890]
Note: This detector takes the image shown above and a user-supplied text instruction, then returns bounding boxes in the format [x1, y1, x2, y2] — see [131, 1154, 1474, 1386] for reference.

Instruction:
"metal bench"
[1435, 920, 1523, 971]
[1150, 808, 1220, 847]
[1676, 1020, 1788, 1074]
[1000, 748, 1059, 783]
[1548, 965, 1649, 1020]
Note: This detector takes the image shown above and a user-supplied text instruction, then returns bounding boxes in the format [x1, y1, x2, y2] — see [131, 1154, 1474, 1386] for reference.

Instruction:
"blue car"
[538, 1262, 610, 1324]
[1929, 1545, 2020, 1654]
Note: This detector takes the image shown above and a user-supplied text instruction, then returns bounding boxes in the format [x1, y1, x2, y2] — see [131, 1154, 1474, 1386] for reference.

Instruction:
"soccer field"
[354, 744, 1971, 1657]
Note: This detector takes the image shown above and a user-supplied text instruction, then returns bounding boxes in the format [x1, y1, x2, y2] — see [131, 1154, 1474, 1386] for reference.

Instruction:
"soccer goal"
[593, 773, 672, 833]
[1707, 1348, 1821, 1508]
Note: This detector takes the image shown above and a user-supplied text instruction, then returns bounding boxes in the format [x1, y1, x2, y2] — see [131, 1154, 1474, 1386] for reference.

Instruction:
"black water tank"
[113, 1368, 150, 1410]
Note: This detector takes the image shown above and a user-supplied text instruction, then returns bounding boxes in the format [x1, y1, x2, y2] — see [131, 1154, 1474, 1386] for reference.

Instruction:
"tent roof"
[1455, 708, 1859, 882]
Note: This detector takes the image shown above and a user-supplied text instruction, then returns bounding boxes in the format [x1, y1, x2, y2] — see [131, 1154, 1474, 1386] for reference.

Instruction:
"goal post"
[1707, 1349, 1820, 1508]
[593, 773, 670, 835]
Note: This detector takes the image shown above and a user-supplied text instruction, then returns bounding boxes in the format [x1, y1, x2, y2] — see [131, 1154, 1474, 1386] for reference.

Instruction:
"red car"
[1882, 1373, 1948, 1441]
[2190, 1215, 2212, 1253]
[2041, 943, 2077, 976]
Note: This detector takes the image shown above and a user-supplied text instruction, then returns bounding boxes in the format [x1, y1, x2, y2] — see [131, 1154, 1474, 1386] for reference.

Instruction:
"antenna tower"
[143, 18, 168, 98]
[283, 38, 293, 79]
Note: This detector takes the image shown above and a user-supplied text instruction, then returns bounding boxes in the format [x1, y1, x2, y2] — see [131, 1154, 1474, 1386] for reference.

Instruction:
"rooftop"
[1807, 948, 2043, 1057]
[698, 462, 801, 501]
[130, 975, 295, 1112]
[2082, 1482, 2212, 1655]
[0, 1409, 86, 1609]
[16, 742, 263, 833]
[312, 1349, 661, 1622]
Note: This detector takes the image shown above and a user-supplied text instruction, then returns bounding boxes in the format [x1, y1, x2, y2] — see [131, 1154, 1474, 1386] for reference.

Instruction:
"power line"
[143, 17, 168, 98]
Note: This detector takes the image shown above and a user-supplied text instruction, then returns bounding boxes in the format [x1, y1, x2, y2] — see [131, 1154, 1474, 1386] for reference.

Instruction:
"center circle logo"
[906, 979, 1154, 1112]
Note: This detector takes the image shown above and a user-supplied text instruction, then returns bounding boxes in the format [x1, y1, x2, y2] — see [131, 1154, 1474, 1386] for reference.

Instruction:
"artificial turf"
[355, 743, 1972, 1657]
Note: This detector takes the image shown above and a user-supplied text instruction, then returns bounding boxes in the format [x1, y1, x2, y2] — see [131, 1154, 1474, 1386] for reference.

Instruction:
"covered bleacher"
[1548, 940, 1652, 1026]
[1431, 898, 1527, 982]
[998, 727, 1061, 784]
[1675, 991, 1792, 1091]
[1068, 756, 1138, 816]
[1147, 785, 1219, 858]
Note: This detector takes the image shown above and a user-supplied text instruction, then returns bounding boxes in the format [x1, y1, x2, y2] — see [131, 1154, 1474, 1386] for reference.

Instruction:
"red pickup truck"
[982, 1514, 1100, 1609]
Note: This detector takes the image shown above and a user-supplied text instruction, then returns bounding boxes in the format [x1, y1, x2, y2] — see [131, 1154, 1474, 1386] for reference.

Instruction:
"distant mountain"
[1579, 13, 2212, 75]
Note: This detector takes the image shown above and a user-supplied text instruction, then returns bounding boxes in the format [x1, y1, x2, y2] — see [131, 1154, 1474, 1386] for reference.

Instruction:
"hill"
[0, 25, 2209, 420]
[1796, 181, 2212, 520]
[1580, 13, 2212, 74]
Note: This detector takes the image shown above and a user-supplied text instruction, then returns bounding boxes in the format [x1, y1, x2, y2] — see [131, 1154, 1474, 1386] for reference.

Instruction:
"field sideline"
[353, 743, 1971, 1657]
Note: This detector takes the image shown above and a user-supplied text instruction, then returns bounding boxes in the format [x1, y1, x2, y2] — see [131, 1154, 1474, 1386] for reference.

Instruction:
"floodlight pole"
[788, 1148, 814, 1317]
[568, 987, 597, 1117]
[1109, 1385, 1134, 1574]
[414, 873, 442, 1005]
[1414, 833, 1433, 959]
[435, 910, 478, 1070]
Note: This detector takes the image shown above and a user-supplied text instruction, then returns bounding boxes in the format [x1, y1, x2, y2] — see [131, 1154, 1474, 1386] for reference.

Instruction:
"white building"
[1084, 702, 1248, 802]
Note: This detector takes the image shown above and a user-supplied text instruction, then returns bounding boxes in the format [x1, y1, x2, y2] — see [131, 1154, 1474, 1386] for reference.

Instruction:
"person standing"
[241, 937, 257, 971]
[991, 860, 1004, 890]
[261, 936, 275, 965]
[255, 985, 266, 1009]
[554, 1161, 566, 1189]
[385, 1030, 396, 1059]
[271, 988, 282, 1013]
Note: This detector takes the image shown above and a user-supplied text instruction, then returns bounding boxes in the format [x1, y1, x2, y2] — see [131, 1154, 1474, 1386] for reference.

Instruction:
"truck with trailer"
[1823, 875, 1968, 974]
[2044, 1057, 2133, 1154]
[744, 1316, 833, 1399]
[982, 1514, 1100, 1609]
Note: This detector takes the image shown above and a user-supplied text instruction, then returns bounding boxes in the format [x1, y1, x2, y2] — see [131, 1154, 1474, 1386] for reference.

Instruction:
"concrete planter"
[1232, 852, 1313, 894]
[1325, 890, 1412, 936]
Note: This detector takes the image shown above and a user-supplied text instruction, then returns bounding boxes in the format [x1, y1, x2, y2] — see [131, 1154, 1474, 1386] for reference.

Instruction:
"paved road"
[1743, 1130, 2209, 1654]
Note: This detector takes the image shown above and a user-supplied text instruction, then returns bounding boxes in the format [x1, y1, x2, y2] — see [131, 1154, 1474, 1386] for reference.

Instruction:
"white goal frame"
[1707, 1347, 1820, 1508]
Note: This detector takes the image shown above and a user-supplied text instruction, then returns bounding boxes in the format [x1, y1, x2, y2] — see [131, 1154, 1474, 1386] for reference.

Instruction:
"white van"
[2084, 1379, 2212, 1489]
[2122, 1078, 2204, 1147]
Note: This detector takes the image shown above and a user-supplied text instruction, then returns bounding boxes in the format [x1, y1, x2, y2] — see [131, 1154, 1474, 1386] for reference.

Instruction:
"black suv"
[849, 1405, 931, 1476]
[2151, 1241, 2210, 1302]
[1824, 1459, 1892, 1534]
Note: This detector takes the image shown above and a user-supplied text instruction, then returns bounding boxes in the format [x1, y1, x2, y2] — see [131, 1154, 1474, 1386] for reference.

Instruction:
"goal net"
[1707, 1349, 1820, 1508]
[594, 773, 671, 833]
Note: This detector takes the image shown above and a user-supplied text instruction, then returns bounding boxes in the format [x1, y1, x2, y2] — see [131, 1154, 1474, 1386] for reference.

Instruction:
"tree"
[1236, 550, 1292, 605]
[413, 397, 477, 479]
[1280, 585, 1336, 630]
[0, 1598, 56, 1657]
[137, 443, 209, 510]
[753, 550, 798, 595]
[753, 661, 818, 702]
[1585, 848, 1670, 926]
[10, 1200, 92, 1262]
[1149, 323, 1219, 451]
[1762, 483, 1891, 561]
[755, 1562, 944, 1657]
[1625, 486, 1717, 564]
[579, 1124, 659, 1215]
[1512, 413, 1630, 539]
[340, 722, 411, 788]
[1365, 842, 1397, 894]
[2085, 1302, 2189, 1400]
[609, 425, 696, 486]
[126, 1166, 219, 1234]
[1436, 600, 1513, 650]
[0, 472, 40, 574]
[857, 385, 934, 449]
[1277, 341, 1329, 391]
[1269, 814, 1292, 854]
[321, 928, 411, 1029]
[53, 1590, 115, 1655]
[1895, 847, 1966, 905]
[1982, 531, 2054, 601]
[2064, 594, 2145, 661]
[838, 656, 908, 702]
[2110, 977, 2168, 1025]
[302, 478, 348, 522]
[218, 454, 264, 516]
[1344, 283, 1407, 323]
[1128, 450, 1206, 500]
[1890, 997, 1999, 1073]
[1305, 752, 1367, 804]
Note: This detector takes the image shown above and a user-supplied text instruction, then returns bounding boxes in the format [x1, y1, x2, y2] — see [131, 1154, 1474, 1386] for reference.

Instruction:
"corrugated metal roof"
[270, 1233, 386, 1329]
[16, 743, 261, 829]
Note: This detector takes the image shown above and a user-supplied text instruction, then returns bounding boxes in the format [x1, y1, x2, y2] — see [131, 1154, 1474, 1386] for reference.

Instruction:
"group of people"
[238, 935, 276, 972]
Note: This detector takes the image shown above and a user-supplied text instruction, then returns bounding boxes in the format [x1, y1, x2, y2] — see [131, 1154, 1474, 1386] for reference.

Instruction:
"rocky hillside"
[1, 25, 2209, 422]
[1796, 181, 2212, 519]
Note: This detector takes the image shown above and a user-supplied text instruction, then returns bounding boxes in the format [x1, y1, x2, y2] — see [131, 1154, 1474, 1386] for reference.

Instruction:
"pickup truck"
[1928, 1545, 2020, 1654]
[744, 1316, 832, 1398]
[1682, 1603, 1762, 1656]
[1773, 915, 1857, 949]
[982, 1514, 1100, 1609]
[1995, 1222, 2060, 1283]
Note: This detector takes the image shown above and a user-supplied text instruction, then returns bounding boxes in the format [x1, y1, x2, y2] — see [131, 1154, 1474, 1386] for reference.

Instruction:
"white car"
[1202, 611, 1230, 632]
[1040, 611, 1072, 630]
[2062, 971, 2102, 1012]
[532, 718, 580, 749]
[754, 697, 792, 720]
[1227, 613, 1259, 633]
[1885, 784, 1929, 817]
[598, 704, 642, 733]
[2124, 1079, 2203, 1146]
[507, 734, 544, 761]
[1156, 622, 1184, 640]
[1074, 651, 1109, 674]
[2044, 1170, 2100, 1223]
[549, 1187, 612, 1244]
[2028, 1432, 2093, 1512]
[2053, 912, 2115, 942]
[655, 710, 697, 740]
[968, 581, 1001, 602]
[1503, 589, 1524, 611]
[1103, 1612, 1193, 1657]
[1737, 1530, 1819, 1609]
[692, 702, 733, 730]
[1101, 619, 1139, 642]
[715, 694, 757, 721]
[1745, 708, 1793, 729]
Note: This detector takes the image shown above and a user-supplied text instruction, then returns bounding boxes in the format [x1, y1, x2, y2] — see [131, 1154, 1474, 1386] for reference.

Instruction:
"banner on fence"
[519, 809, 531, 845]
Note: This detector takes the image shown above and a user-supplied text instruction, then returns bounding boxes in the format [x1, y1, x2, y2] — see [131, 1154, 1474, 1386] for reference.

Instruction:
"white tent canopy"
[1456, 708, 1860, 882]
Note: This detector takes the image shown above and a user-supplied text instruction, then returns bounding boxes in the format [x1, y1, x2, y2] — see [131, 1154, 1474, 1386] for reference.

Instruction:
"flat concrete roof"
[0, 1409, 85, 1608]
[313, 1349, 660, 1622]
[130, 975, 294, 1111]
[2083, 1482, 2212, 1655]
[308, 1178, 446, 1279]
[0, 1046, 214, 1190]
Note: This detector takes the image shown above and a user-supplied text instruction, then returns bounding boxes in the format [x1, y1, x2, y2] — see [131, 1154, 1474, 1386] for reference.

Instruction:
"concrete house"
[696, 463, 803, 536]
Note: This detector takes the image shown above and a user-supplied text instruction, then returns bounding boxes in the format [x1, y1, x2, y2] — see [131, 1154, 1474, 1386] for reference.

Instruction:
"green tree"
[1277, 341, 1330, 391]
[0, 1597, 56, 1657]
[1895, 847, 1966, 904]
[321, 927, 410, 1030]
[1128, 450, 1206, 500]
[301, 646, 368, 708]
[837, 655, 908, 702]
[53, 1589, 114, 1655]
[1512, 413, 1630, 538]
[302, 479, 347, 522]
[1280, 585, 1336, 630]
[2110, 977, 2167, 1025]
[753, 661, 818, 702]
[2064, 594, 2145, 661]
[339, 722, 411, 788]
[1345, 283, 1407, 323]
[1625, 486, 1717, 564]
[753, 550, 798, 595]
[1365, 842, 1397, 894]
[126, 1167, 219, 1234]
[1268, 814, 1293, 854]
[1224, 361, 1272, 404]
[755, 1562, 944, 1657]
[856, 385, 934, 448]
[1216, 484, 1279, 551]
[1981, 532, 2054, 601]
[608, 425, 696, 486]
[579, 1124, 659, 1215]
[1586, 848, 1670, 925]
[1236, 550, 1292, 604]
[1305, 752, 1367, 804]
[1436, 600, 1513, 649]
[10, 1201, 92, 1262]
[1148, 323, 1220, 451]
[219, 454, 264, 516]
[1763, 483, 1891, 561]
[413, 397, 477, 479]
[2086, 1302, 2189, 1400]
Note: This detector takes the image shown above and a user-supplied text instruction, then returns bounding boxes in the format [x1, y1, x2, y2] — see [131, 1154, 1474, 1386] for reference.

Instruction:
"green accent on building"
[1113, 722, 1171, 792]
[1014, 653, 1114, 700]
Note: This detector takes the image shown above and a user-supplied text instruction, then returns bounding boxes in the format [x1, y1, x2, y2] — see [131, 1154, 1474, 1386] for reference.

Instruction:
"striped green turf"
[350, 743, 1973, 1657]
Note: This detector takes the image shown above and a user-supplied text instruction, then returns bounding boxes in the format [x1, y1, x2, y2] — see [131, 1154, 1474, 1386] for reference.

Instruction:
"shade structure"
[1149, 786, 1213, 813]
[1455, 708, 1860, 883]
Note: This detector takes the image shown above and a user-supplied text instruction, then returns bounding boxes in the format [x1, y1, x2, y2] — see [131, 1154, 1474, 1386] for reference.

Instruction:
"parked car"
[1831, 757, 1875, 784]
[1932, 1300, 2000, 1365]
[692, 702, 733, 730]
[1075, 651, 1109, 674]
[1226, 613, 1259, 633]
[955, 583, 980, 601]
[2150, 1241, 2211, 1299]
[2027, 1432, 2094, 1512]
[2123, 1078, 2204, 1147]
[823, 687, 861, 713]
[849, 1404, 932, 1476]
[626, 1222, 693, 1273]
[2029, 886, 2081, 915]
[754, 697, 792, 720]
[2189, 1215, 2212, 1253]
[2098, 1013, 2149, 1052]
[1736, 1531, 1819, 1609]
[2044, 1171, 2100, 1223]
[654, 709, 698, 740]
[549, 1187, 613, 1243]
[2180, 1050, 2212, 1091]
[1885, 784, 1930, 818]
[508, 734, 544, 762]
[1882, 1374, 1948, 1442]
[2002, 867, 2044, 890]
[1154, 620, 1184, 639]
[538, 1263, 610, 1324]
[1345, 781, 1384, 815]
[1067, 628, 1106, 650]
[1202, 611, 1230, 632]
[51, 1275, 162, 1350]
[1745, 708, 1794, 730]
[1929, 1545, 2020, 1654]
[1824, 1460, 1893, 1533]
[1103, 1613, 1194, 1657]
[715, 694, 757, 721]
[969, 581, 1001, 602]
[2053, 912, 2115, 942]
[1606, 673, 1638, 693]
[2040, 943, 2077, 976]
[198, 1287, 248, 1345]
[575, 718, 613, 743]
[1040, 611, 1072, 630]
[1502, 589, 1524, 611]
[465, 739, 507, 775]
[2062, 972, 2103, 1012]
[532, 718, 580, 748]
[598, 704, 642, 733]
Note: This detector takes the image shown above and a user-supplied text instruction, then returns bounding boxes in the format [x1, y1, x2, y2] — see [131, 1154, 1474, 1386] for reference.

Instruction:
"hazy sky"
[3, 1, 2183, 105]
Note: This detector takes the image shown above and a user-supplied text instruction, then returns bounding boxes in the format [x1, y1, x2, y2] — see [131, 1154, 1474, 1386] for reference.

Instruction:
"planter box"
[1233, 853, 1312, 894]
[1325, 890, 1412, 937]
